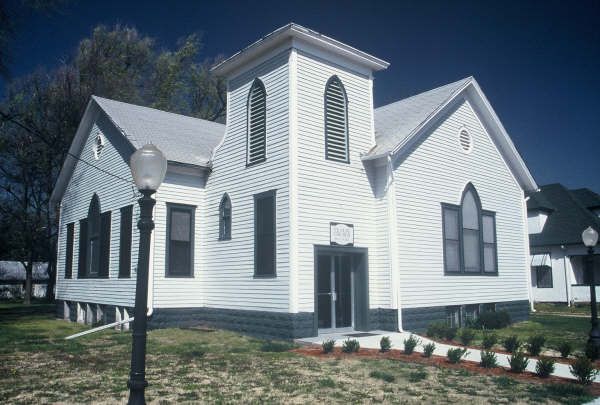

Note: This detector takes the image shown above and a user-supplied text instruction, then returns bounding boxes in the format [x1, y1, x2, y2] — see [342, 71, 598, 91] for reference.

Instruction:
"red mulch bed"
[292, 346, 600, 396]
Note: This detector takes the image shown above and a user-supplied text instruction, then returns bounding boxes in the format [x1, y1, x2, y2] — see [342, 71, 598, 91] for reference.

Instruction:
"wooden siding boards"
[392, 98, 529, 309]
[202, 50, 291, 312]
[294, 50, 389, 313]
[55, 111, 140, 307]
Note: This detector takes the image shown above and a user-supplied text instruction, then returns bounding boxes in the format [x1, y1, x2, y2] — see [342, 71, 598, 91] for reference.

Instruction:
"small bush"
[508, 351, 529, 373]
[426, 322, 446, 338]
[443, 327, 458, 341]
[342, 338, 360, 353]
[403, 334, 420, 355]
[480, 350, 498, 368]
[570, 355, 599, 385]
[322, 339, 335, 354]
[584, 342, 600, 361]
[481, 332, 498, 350]
[527, 335, 546, 356]
[408, 369, 428, 382]
[557, 341, 573, 358]
[260, 341, 294, 352]
[447, 347, 468, 364]
[380, 336, 392, 352]
[476, 310, 511, 329]
[422, 342, 436, 358]
[459, 328, 476, 346]
[369, 370, 395, 383]
[318, 377, 336, 388]
[503, 335, 520, 353]
[536, 357, 556, 378]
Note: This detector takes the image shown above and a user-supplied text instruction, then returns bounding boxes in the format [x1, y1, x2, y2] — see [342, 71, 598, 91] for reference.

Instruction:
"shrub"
[476, 310, 511, 329]
[403, 334, 420, 355]
[570, 355, 599, 385]
[426, 322, 446, 338]
[447, 347, 468, 364]
[585, 342, 600, 361]
[322, 339, 335, 354]
[480, 350, 498, 368]
[527, 335, 546, 356]
[408, 369, 428, 382]
[535, 357, 556, 378]
[557, 341, 573, 358]
[503, 335, 520, 353]
[369, 370, 395, 383]
[260, 341, 294, 352]
[380, 336, 392, 353]
[342, 338, 360, 353]
[481, 332, 498, 350]
[443, 327, 458, 341]
[508, 351, 529, 373]
[422, 342, 436, 358]
[459, 328, 476, 346]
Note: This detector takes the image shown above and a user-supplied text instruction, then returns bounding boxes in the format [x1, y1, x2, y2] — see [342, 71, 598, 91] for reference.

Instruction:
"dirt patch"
[293, 346, 600, 396]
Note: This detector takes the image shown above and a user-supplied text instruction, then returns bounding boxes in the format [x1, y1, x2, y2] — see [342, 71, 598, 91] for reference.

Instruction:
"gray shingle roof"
[370, 77, 473, 156]
[571, 188, 600, 210]
[93, 96, 225, 167]
[528, 184, 600, 247]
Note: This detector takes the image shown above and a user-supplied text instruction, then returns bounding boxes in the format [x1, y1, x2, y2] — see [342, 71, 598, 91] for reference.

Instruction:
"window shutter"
[254, 191, 276, 277]
[119, 206, 133, 278]
[99, 211, 111, 278]
[65, 223, 74, 279]
[325, 76, 349, 162]
[77, 219, 88, 278]
[247, 79, 266, 165]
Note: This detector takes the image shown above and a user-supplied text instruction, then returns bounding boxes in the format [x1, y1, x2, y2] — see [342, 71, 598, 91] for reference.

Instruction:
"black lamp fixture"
[127, 144, 167, 405]
[582, 226, 600, 348]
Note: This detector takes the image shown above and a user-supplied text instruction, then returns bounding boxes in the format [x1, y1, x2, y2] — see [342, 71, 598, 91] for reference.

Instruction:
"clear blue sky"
[4, 0, 599, 192]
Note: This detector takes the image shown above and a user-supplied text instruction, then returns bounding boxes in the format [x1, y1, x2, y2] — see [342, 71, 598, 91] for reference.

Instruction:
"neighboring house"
[51, 23, 537, 338]
[0, 261, 49, 299]
[528, 184, 600, 304]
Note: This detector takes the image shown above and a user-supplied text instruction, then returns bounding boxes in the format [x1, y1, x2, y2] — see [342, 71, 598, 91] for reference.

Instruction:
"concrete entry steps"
[296, 330, 600, 383]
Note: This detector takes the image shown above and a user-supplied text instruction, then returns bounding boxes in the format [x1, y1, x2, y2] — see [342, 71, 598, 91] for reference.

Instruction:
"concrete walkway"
[297, 330, 600, 383]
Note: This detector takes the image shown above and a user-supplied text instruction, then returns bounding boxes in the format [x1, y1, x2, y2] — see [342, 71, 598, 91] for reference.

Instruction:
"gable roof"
[93, 96, 225, 167]
[50, 97, 225, 205]
[528, 183, 600, 247]
[570, 188, 600, 210]
[365, 76, 538, 192]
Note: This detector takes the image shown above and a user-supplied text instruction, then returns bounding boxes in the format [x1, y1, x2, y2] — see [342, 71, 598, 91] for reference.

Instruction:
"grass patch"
[369, 370, 396, 383]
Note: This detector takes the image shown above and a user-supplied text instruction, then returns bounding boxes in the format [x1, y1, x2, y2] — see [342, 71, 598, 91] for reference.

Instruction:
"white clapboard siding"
[55, 110, 140, 307]
[393, 98, 529, 308]
[294, 50, 389, 312]
[202, 50, 291, 312]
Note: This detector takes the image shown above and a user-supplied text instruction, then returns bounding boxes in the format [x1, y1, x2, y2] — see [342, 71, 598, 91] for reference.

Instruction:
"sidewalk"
[297, 330, 600, 383]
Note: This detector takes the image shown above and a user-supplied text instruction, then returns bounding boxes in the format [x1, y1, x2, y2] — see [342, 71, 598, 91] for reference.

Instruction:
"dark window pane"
[167, 205, 194, 277]
[444, 208, 459, 240]
[482, 215, 495, 243]
[78, 219, 88, 278]
[169, 241, 191, 276]
[445, 240, 460, 272]
[99, 211, 111, 278]
[65, 223, 74, 279]
[463, 229, 480, 272]
[462, 191, 479, 230]
[255, 193, 276, 276]
[535, 266, 553, 288]
[484, 245, 496, 273]
[119, 206, 133, 278]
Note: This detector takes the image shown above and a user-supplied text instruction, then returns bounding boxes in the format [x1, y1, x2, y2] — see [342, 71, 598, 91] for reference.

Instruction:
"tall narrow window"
[462, 187, 481, 273]
[219, 194, 232, 241]
[119, 205, 133, 278]
[65, 223, 74, 279]
[247, 79, 267, 165]
[442, 184, 498, 275]
[87, 194, 101, 277]
[167, 204, 195, 277]
[324, 76, 349, 163]
[254, 190, 276, 277]
[77, 219, 87, 278]
[99, 211, 111, 278]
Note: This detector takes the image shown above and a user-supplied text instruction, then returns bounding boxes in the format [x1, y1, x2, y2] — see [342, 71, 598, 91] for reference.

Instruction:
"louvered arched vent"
[247, 79, 267, 165]
[324, 76, 349, 163]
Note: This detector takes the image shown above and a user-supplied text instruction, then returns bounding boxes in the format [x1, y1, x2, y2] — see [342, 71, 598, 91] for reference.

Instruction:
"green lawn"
[535, 303, 598, 316]
[0, 303, 596, 404]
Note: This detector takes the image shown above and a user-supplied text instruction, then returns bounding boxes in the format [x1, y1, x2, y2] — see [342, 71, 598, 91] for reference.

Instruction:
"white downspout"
[523, 195, 535, 312]
[146, 200, 156, 317]
[386, 154, 403, 331]
[562, 247, 571, 306]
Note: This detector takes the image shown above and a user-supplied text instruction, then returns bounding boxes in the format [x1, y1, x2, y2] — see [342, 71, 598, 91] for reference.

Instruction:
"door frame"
[313, 245, 369, 336]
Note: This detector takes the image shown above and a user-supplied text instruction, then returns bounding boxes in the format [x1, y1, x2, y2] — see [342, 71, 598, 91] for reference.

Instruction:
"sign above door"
[330, 222, 354, 246]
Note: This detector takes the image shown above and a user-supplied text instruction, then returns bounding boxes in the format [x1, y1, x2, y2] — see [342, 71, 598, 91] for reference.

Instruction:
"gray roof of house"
[93, 96, 225, 167]
[527, 184, 600, 247]
[370, 77, 473, 156]
[570, 188, 600, 210]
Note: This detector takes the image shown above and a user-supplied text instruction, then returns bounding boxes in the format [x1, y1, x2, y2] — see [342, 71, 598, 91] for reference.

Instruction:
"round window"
[458, 128, 473, 153]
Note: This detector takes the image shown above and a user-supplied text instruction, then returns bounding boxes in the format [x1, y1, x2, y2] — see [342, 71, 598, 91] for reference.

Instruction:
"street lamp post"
[127, 144, 167, 405]
[582, 226, 600, 349]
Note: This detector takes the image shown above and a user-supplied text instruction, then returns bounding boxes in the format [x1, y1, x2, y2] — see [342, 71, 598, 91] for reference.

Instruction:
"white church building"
[51, 23, 538, 338]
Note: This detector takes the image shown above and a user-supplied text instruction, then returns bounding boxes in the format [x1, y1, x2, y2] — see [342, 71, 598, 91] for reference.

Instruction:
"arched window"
[442, 184, 497, 274]
[219, 194, 232, 241]
[324, 75, 349, 163]
[247, 79, 267, 165]
[87, 194, 101, 277]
